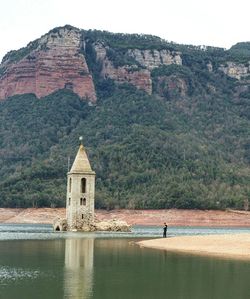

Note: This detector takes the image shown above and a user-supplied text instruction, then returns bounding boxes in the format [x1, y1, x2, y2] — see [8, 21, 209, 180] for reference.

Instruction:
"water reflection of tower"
[64, 238, 94, 299]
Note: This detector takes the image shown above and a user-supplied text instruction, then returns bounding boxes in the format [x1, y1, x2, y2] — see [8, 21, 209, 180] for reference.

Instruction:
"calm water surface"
[0, 225, 249, 299]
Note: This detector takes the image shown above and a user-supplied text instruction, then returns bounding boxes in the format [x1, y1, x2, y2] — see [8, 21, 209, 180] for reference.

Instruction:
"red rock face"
[101, 62, 152, 94]
[0, 28, 97, 102]
[93, 43, 153, 94]
[0, 27, 185, 102]
[0, 59, 36, 99]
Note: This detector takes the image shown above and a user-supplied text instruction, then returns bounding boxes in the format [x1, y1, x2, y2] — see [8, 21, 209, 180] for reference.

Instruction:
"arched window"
[82, 214, 84, 219]
[80, 198, 86, 206]
[68, 198, 71, 206]
[81, 178, 86, 193]
[69, 178, 72, 193]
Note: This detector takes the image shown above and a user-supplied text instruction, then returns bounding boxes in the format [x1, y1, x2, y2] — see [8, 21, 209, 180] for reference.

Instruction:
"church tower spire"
[66, 137, 95, 231]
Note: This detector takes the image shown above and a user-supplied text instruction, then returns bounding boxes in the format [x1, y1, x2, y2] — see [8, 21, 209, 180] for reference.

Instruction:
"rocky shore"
[0, 208, 250, 227]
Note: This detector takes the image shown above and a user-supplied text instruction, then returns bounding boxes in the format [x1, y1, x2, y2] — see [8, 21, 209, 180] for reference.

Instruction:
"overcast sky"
[1, 0, 250, 62]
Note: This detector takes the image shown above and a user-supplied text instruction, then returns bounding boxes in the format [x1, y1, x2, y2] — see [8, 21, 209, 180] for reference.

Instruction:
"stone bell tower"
[66, 137, 95, 231]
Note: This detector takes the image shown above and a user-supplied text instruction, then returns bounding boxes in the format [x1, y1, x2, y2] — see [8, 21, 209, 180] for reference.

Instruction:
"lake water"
[0, 224, 250, 299]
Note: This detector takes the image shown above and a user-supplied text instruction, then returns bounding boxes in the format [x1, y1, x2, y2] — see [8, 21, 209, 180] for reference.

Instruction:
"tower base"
[53, 217, 131, 232]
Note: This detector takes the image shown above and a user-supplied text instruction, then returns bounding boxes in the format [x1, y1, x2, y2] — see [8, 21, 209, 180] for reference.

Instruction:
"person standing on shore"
[163, 223, 168, 238]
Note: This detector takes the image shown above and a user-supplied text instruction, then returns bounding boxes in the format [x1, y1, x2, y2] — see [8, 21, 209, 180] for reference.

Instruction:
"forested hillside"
[0, 27, 250, 209]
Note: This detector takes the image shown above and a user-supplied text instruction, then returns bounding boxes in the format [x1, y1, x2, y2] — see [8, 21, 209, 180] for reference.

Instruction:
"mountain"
[0, 25, 250, 210]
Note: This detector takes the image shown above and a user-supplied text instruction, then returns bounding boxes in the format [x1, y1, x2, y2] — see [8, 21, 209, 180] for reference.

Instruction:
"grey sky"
[1, 0, 250, 62]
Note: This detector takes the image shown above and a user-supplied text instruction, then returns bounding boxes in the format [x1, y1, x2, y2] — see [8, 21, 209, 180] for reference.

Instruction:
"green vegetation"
[0, 83, 249, 209]
[0, 66, 6, 78]
[227, 42, 250, 63]
[83, 29, 174, 51]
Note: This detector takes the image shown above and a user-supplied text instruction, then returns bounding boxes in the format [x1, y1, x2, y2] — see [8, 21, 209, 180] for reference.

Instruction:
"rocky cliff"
[219, 61, 250, 80]
[93, 42, 153, 94]
[93, 42, 183, 94]
[0, 27, 97, 102]
[0, 26, 184, 100]
[1, 25, 250, 102]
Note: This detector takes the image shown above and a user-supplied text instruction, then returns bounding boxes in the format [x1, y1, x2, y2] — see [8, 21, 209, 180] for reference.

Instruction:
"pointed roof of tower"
[69, 144, 94, 173]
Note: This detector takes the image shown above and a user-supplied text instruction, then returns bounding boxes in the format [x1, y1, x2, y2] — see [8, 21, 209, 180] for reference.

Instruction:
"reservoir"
[0, 224, 249, 299]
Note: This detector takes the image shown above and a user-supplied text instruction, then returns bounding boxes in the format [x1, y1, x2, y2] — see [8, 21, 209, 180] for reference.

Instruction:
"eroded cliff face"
[94, 42, 152, 94]
[0, 26, 186, 101]
[127, 49, 182, 70]
[219, 61, 250, 80]
[2, 26, 250, 103]
[101, 61, 153, 94]
[93, 42, 182, 94]
[0, 27, 97, 102]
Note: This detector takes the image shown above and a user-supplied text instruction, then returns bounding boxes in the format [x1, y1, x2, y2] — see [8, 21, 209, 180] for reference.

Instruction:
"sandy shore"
[0, 208, 250, 226]
[138, 234, 250, 260]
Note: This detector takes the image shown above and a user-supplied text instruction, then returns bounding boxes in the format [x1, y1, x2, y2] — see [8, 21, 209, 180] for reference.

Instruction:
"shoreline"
[138, 233, 250, 261]
[1, 208, 250, 260]
[0, 208, 250, 227]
